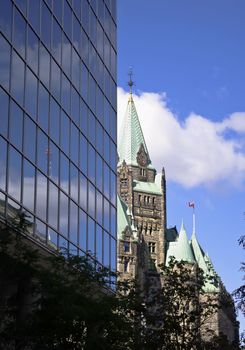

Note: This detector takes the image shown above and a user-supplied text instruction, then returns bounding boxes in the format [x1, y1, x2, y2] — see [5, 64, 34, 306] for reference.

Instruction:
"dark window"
[124, 242, 130, 253]
[124, 260, 129, 273]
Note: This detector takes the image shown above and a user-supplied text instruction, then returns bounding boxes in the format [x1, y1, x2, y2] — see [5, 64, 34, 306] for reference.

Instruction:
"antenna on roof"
[128, 67, 134, 94]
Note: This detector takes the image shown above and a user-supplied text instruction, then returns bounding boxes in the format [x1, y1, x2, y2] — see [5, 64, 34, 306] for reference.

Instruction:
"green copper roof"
[117, 195, 131, 239]
[133, 179, 162, 195]
[117, 195, 138, 241]
[190, 233, 220, 293]
[118, 94, 151, 166]
[190, 233, 209, 274]
[166, 222, 195, 264]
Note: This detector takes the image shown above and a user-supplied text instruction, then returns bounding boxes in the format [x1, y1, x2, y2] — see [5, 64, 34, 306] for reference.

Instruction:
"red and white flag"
[188, 201, 195, 208]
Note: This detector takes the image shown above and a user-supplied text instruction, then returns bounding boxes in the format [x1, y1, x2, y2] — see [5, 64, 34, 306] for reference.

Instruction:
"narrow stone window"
[124, 259, 129, 272]
[148, 241, 156, 253]
[124, 241, 130, 252]
[148, 258, 156, 270]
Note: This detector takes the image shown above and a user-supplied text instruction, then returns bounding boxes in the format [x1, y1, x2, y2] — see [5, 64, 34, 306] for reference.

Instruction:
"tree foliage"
[0, 213, 239, 349]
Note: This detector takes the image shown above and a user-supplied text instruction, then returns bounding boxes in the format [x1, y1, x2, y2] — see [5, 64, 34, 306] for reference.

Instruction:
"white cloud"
[118, 87, 245, 188]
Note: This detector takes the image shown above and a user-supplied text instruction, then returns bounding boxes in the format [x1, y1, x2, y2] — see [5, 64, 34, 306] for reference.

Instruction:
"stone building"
[117, 88, 239, 345]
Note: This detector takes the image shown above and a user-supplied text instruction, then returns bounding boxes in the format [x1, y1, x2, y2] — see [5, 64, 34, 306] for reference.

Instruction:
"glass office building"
[0, 0, 117, 275]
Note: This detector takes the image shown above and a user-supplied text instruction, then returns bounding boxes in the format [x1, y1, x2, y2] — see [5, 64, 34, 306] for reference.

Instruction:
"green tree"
[142, 257, 237, 350]
[233, 235, 245, 349]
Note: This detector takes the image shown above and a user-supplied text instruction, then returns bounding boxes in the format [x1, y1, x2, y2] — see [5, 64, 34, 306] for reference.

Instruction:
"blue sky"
[117, 0, 245, 329]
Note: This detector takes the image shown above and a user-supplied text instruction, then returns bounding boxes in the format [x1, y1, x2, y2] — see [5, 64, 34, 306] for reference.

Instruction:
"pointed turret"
[177, 221, 195, 263]
[118, 92, 151, 167]
[166, 221, 195, 264]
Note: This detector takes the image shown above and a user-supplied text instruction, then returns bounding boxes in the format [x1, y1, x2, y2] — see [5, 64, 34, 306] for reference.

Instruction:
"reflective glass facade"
[0, 0, 117, 275]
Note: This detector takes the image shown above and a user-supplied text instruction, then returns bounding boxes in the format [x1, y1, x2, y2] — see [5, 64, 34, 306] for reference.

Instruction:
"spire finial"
[128, 67, 134, 95]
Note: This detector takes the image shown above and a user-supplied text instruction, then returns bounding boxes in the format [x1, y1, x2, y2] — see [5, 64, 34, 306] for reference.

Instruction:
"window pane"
[88, 182, 95, 217]
[62, 34, 71, 77]
[38, 83, 49, 130]
[104, 163, 110, 199]
[11, 51, 25, 104]
[88, 217, 95, 255]
[96, 154, 103, 191]
[24, 115, 36, 162]
[60, 191, 68, 236]
[28, 0, 40, 34]
[60, 153, 69, 193]
[60, 111, 70, 155]
[37, 129, 48, 174]
[10, 101, 23, 150]
[49, 142, 59, 183]
[23, 159, 35, 212]
[96, 224, 102, 264]
[0, 0, 12, 39]
[27, 26, 39, 74]
[88, 111, 95, 145]
[0, 87, 9, 138]
[79, 209, 87, 251]
[80, 62, 88, 102]
[103, 231, 110, 267]
[48, 181, 58, 229]
[80, 173, 87, 211]
[88, 144, 95, 183]
[80, 134, 87, 175]
[96, 191, 103, 226]
[36, 172, 47, 221]
[53, 0, 62, 23]
[69, 200, 78, 245]
[0, 137, 7, 192]
[63, 0, 72, 39]
[48, 228, 58, 249]
[96, 120, 103, 155]
[73, 16, 80, 52]
[50, 97, 60, 144]
[41, 2, 51, 48]
[111, 238, 116, 271]
[71, 87, 79, 125]
[110, 205, 116, 238]
[0, 35, 11, 91]
[80, 99, 88, 136]
[70, 163, 78, 202]
[40, 44, 50, 87]
[13, 7, 26, 58]
[8, 147, 22, 202]
[71, 49, 80, 90]
[51, 59, 61, 101]
[61, 73, 70, 113]
[25, 67, 38, 118]
[70, 123, 79, 165]
[52, 18, 62, 64]
[104, 198, 110, 232]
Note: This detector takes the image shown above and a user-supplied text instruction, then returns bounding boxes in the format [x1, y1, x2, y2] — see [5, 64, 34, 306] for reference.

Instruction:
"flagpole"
[188, 202, 196, 235]
[193, 207, 195, 235]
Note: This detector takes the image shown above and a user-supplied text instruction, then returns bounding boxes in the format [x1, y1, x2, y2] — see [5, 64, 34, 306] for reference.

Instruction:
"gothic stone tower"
[117, 90, 166, 285]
